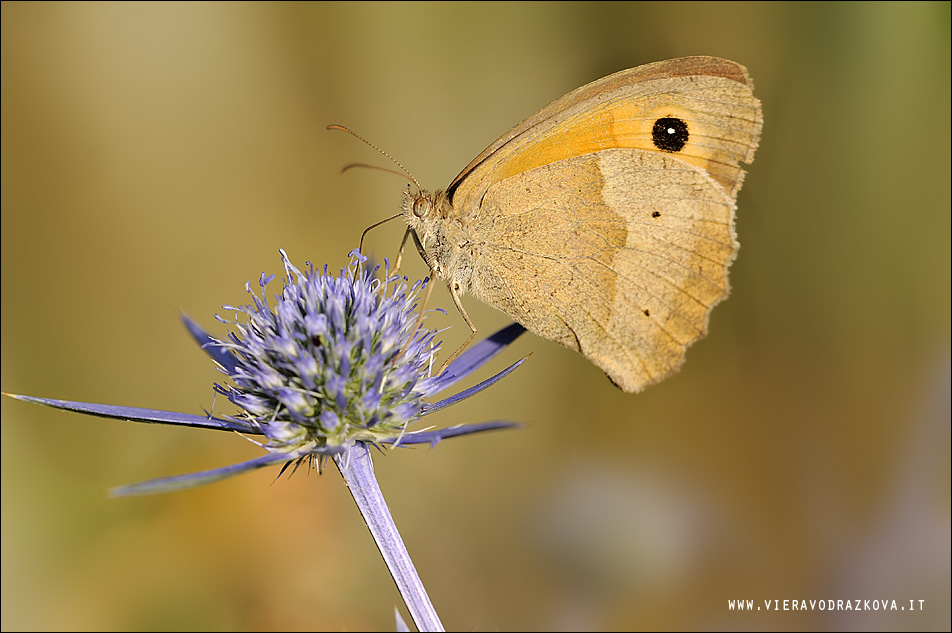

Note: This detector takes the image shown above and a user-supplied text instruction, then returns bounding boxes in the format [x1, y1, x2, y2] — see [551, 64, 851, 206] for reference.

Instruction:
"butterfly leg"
[395, 229, 440, 363]
[358, 211, 402, 258]
[399, 229, 477, 374]
[396, 261, 436, 363]
[393, 227, 414, 274]
[436, 281, 477, 375]
[397, 228, 435, 347]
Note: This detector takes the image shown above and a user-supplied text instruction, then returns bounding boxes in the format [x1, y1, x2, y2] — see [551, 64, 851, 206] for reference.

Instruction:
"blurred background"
[2, 2, 949, 631]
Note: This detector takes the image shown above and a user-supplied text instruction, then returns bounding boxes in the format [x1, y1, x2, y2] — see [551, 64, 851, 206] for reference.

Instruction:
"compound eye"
[412, 197, 430, 218]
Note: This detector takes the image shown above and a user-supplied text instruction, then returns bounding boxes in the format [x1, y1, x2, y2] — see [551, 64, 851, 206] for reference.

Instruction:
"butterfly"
[351, 56, 762, 392]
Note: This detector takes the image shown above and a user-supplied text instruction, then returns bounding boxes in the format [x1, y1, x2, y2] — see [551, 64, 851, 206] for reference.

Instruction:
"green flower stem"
[334, 442, 444, 632]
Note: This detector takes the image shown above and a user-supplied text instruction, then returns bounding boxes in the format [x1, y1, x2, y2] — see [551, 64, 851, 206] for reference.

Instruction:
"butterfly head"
[402, 186, 450, 234]
[401, 185, 464, 282]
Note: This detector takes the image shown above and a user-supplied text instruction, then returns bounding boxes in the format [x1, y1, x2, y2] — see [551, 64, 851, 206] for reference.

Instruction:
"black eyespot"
[652, 117, 689, 153]
[651, 211, 661, 218]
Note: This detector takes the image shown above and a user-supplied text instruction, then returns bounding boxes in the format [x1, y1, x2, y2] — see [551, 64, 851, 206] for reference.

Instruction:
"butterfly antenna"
[340, 162, 413, 180]
[327, 124, 422, 191]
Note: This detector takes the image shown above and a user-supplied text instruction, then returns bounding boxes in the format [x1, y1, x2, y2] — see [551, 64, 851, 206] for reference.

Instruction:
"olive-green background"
[2, 2, 949, 631]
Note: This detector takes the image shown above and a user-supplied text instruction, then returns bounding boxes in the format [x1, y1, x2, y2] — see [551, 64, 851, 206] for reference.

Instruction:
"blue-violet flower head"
[6, 249, 525, 495]
[218, 248, 444, 456]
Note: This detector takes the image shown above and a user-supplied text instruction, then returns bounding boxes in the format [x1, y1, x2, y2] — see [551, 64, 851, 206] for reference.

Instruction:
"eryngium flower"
[219, 248, 450, 453]
[8, 249, 525, 495]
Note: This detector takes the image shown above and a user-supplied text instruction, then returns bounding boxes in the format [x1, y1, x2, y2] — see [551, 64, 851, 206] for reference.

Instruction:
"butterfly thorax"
[402, 187, 478, 295]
